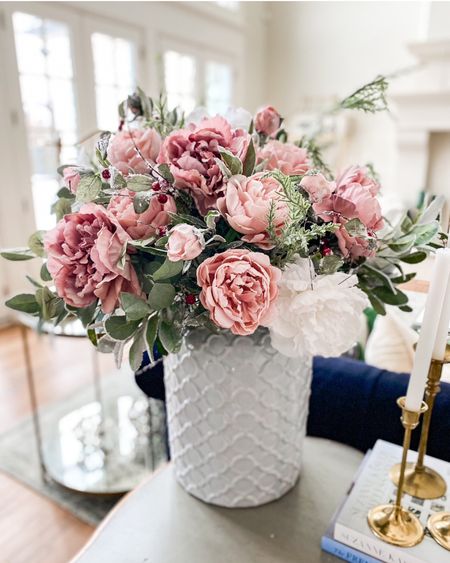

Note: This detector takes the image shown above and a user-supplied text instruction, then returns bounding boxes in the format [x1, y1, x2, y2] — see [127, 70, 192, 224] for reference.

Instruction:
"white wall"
[266, 1, 430, 199]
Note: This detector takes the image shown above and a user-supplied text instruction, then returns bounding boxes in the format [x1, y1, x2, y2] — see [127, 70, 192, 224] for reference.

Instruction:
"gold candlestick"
[428, 512, 450, 551]
[390, 345, 450, 500]
[367, 397, 427, 547]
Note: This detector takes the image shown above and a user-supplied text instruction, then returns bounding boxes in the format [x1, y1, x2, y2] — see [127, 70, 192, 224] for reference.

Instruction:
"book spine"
[321, 535, 380, 563]
[334, 523, 423, 563]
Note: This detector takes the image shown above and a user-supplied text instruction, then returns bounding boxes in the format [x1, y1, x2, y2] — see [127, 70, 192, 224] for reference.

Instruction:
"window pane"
[13, 12, 78, 231]
[205, 61, 232, 115]
[164, 50, 196, 114]
[91, 32, 137, 130]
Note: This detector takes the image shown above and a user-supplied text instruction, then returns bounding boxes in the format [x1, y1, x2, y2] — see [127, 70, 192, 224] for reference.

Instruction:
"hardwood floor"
[0, 325, 116, 563]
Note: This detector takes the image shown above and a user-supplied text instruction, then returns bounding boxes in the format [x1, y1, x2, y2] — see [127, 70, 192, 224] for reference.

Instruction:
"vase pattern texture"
[164, 329, 312, 507]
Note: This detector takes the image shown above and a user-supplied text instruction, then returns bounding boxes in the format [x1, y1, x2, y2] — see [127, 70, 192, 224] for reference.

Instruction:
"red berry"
[157, 193, 168, 204]
[322, 247, 333, 256]
[157, 226, 167, 237]
[101, 169, 111, 180]
[118, 119, 124, 131]
[185, 294, 196, 305]
[152, 182, 161, 191]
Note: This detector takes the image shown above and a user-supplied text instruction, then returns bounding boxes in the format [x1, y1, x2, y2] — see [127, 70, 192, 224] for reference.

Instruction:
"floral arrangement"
[2, 82, 444, 367]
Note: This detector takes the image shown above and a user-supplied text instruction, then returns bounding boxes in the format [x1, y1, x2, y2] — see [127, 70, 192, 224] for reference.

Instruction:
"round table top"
[74, 437, 364, 563]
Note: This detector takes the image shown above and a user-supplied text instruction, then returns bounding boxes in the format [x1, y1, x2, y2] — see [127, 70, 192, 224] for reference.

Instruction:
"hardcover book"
[332, 440, 450, 563]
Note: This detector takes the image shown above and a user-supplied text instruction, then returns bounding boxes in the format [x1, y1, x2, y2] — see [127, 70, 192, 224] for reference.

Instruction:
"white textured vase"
[164, 328, 312, 507]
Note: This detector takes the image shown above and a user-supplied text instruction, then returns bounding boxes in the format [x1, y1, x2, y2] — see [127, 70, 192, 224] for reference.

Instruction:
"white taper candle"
[432, 276, 450, 361]
[405, 248, 450, 411]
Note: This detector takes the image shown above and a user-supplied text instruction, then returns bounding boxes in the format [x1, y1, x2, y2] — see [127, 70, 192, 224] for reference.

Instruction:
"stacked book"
[322, 440, 450, 563]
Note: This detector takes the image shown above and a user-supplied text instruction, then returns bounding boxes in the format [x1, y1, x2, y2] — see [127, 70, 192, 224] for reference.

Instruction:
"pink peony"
[300, 173, 336, 203]
[107, 189, 176, 240]
[335, 220, 377, 259]
[157, 116, 251, 214]
[217, 173, 288, 250]
[63, 167, 81, 194]
[167, 224, 205, 262]
[107, 128, 161, 175]
[313, 182, 384, 232]
[336, 165, 380, 196]
[254, 106, 282, 137]
[257, 140, 310, 176]
[196, 249, 281, 336]
[45, 203, 141, 314]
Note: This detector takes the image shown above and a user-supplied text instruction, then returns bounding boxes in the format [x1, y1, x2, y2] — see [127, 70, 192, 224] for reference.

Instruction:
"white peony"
[267, 256, 369, 358]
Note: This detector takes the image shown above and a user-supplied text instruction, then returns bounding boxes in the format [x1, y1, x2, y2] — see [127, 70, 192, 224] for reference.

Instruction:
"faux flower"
[267, 256, 368, 357]
[107, 189, 176, 240]
[167, 224, 205, 262]
[336, 165, 380, 196]
[300, 173, 335, 203]
[107, 128, 161, 175]
[196, 249, 281, 336]
[217, 173, 288, 249]
[335, 219, 378, 259]
[63, 167, 81, 194]
[157, 116, 251, 214]
[254, 106, 282, 137]
[257, 140, 310, 176]
[44, 204, 141, 314]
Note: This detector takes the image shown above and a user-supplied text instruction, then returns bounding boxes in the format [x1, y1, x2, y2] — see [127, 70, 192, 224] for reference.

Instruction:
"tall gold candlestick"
[367, 397, 427, 547]
[390, 345, 450, 499]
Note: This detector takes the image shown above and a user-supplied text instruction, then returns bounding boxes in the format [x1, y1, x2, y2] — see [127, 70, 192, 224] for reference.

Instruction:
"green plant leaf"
[5, 293, 40, 314]
[153, 258, 184, 281]
[157, 163, 174, 184]
[51, 197, 73, 220]
[121, 292, 151, 321]
[367, 292, 386, 315]
[242, 139, 256, 177]
[35, 286, 63, 320]
[158, 320, 182, 353]
[219, 147, 242, 175]
[320, 254, 343, 274]
[28, 231, 46, 258]
[412, 222, 439, 246]
[400, 251, 427, 264]
[1, 248, 35, 261]
[129, 330, 146, 371]
[373, 286, 409, 306]
[104, 316, 141, 340]
[148, 283, 176, 310]
[145, 314, 159, 362]
[40, 262, 52, 282]
[76, 173, 102, 203]
[127, 174, 152, 192]
[133, 192, 150, 213]
[344, 218, 367, 237]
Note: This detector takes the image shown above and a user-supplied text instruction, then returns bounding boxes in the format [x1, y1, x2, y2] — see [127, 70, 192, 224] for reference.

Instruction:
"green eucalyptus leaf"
[400, 251, 427, 264]
[127, 174, 153, 192]
[28, 231, 46, 258]
[145, 314, 159, 362]
[412, 222, 440, 246]
[76, 173, 102, 203]
[373, 286, 409, 306]
[344, 218, 367, 237]
[104, 316, 141, 341]
[157, 163, 174, 184]
[5, 293, 40, 314]
[153, 258, 184, 281]
[148, 283, 176, 310]
[121, 292, 151, 321]
[242, 139, 256, 177]
[56, 187, 75, 199]
[0, 248, 35, 261]
[219, 148, 242, 176]
[35, 286, 63, 320]
[158, 320, 182, 353]
[51, 197, 73, 220]
[129, 330, 146, 371]
[320, 254, 343, 274]
[367, 292, 386, 316]
[133, 192, 150, 213]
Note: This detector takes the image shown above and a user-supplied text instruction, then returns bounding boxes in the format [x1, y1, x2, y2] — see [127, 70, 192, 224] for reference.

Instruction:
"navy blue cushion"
[135, 354, 450, 462]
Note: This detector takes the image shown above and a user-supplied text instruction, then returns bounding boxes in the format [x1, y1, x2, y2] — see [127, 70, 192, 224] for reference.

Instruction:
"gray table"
[74, 437, 364, 562]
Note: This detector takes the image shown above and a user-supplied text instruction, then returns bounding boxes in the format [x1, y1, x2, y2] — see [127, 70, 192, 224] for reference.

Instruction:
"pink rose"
[217, 173, 288, 250]
[336, 165, 380, 196]
[257, 140, 310, 176]
[157, 116, 251, 214]
[313, 182, 384, 232]
[300, 173, 336, 203]
[63, 167, 81, 194]
[107, 189, 176, 240]
[335, 220, 378, 259]
[107, 128, 161, 175]
[45, 203, 141, 314]
[196, 249, 281, 336]
[254, 106, 282, 137]
[167, 224, 205, 262]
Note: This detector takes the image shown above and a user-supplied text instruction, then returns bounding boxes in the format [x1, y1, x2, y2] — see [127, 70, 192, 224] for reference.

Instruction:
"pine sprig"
[338, 75, 389, 114]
